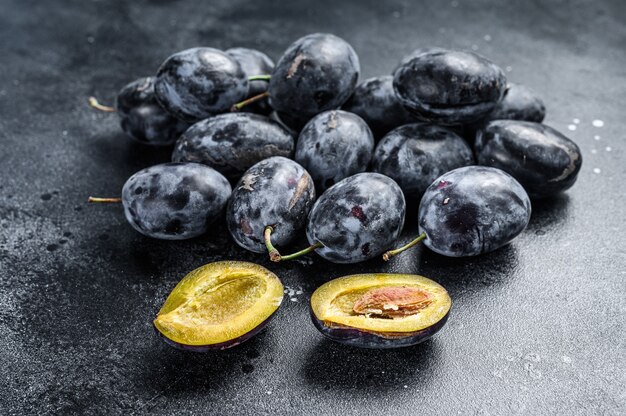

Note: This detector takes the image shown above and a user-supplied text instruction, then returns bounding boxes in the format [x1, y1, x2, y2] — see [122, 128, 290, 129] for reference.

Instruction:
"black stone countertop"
[1, 0, 624, 414]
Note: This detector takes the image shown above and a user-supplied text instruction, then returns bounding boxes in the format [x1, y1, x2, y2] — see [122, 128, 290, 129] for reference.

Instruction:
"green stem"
[264, 225, 322, 262]
[231, 91, 270, 112]
[88, 97, 115, 112]
[248, 75, 271, 82]
[382, 232, 427, 261]
[88, 196, 122, 203]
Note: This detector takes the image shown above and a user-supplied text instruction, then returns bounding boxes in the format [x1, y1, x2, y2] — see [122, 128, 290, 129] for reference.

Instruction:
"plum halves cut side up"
[154, 261, 284, 351]
[310, 274, 451, 349]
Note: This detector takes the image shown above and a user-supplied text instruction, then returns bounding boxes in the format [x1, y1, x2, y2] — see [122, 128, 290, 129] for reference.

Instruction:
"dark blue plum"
[372, 124, 474, 201]
[155, 47, 248, 122]
[306, 173, 405, 263]
[121, 163, 231, 240]
[269, 33, 360, 130]
[393, 49, 507, 124]
[172, 113, 295, 181]
[342, 75, 414, 139]
[295, 110, 374, 192]
[226, 47, 274, 114]
[481, 83, 546, 123]
[115, 77, 189, 146]
[419, 166, 531, 257]
[475, 121, 582, 198]
[227, 157, 315, 253]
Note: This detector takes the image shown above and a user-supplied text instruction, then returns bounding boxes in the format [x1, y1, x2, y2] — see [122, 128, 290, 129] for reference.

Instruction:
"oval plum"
[121, 163, 231, 240]
[172, 113, 295, 181]
[393, 49, 507, 124]
[306, 173, 405, 263]
[475, 120, 582, 198]
[227, 157, 315, 253]
[295, 110, 374, 192]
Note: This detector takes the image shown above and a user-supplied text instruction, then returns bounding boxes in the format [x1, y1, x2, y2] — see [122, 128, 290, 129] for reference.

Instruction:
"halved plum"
[310, 274, 451, 349]
[154, 261, 284, 351]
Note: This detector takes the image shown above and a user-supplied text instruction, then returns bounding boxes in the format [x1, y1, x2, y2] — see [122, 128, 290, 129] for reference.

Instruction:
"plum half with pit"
[475, 121, 582, 199]
[121, 162, 231, 240]
[393, 49, 507, 124]
[295, 110, 374, 193]
[310, 273, 451, 348]
[154, 261, 284, 351]
[172, 112, 295, 182]
[227, 156, 315, 254]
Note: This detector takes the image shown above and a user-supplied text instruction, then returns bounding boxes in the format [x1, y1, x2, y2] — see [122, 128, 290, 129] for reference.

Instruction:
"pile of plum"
[91, 33, 582, 264]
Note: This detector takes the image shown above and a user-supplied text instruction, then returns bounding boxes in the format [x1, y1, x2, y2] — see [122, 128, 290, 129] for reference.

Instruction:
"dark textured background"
[1, 0, 625, 414]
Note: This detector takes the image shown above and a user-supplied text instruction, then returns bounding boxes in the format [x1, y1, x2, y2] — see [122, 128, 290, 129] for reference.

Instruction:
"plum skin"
[342, 75, 414, 139]
[393, 49, 507, 124]
[419, 166, 531, 257]
[475, 121, 582, 198]
[121, 163, 231, 240]
[295, 110, 374, 192]
[227, 156, 316, 253]
[155, 47, 248, 122]
[372, 124, 474, 201]
[311, 309, 449, 349]
[269, 33, 360, 129]
[172, 112, 294, 182]
[306, 173, 406, 263]
[116, 77, 189, 146]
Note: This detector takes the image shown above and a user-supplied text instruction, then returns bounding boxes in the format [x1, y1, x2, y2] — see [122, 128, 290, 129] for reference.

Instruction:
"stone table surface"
[0, 0, 624, 414]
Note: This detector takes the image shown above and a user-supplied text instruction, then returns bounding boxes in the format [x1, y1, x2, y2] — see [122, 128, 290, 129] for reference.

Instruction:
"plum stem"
[231, 91, 270, 112]
[248, 75, 271, 82]
[88, 97, 115, 112]
[382, 232, 427, 261]
[88, 196, 122, 203]
[264, 225, 322, 262]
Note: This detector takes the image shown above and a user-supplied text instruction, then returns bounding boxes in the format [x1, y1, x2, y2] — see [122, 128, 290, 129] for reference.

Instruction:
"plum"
[155, 47, 248, 122]
[226, 47, 274, 114]
[475, 121, 582, 198]
[269, 173, 405, 264]
[342, 75, 414, 138]
[268, 33, 360, 130]
[227, 157, 315, 254]
[119, 162, 231, 240]
[393, 49, 507, 124]
[371, 124, 474, 201]
[172, 113, 295, 181]
[310, 273, 451, 348]
[481, 83, 546, 123]
[384, 166, 531, 259]
[295, 110, 374, 193]
[154, 261, 284, 351]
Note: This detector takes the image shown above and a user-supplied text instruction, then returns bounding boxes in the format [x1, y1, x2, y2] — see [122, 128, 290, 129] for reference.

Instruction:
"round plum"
[417, 166, 531, 257]
[115, 77, 189, 146]
[121, 163, 231, 240]
[295, 110, 374, 192]
[372, 124, 474, 201]
[269, 33, 360, 130]
[393, 49, 507, 124]
[155, 47, 248, 122]
[482, 83, 546, 123]
[475, 121, 582, 198]
[342, 75, 414, 138]
[305, 173, 405, 263]
[226, 47, 274, 114]
[172, 112, 295, 181]
[227, 156, 315, 253]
